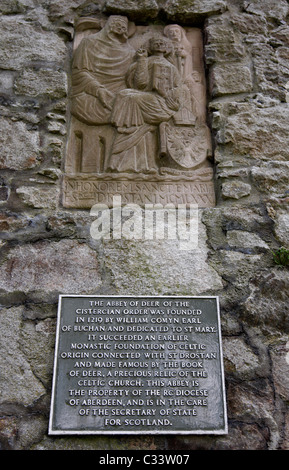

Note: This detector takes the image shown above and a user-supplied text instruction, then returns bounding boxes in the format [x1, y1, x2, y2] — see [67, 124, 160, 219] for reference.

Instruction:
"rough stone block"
[163, 0, 227, 21]
[243, 0, 289, 22]
[227, 381, 274, 422]
[251, 162, 289, 196]
[0, 0, 34, 14]
[218, 102, 289, 162]
[104, 0, 159, 19]
[0, 212, 29, 234]
[211, 63, 253, 96]
[21, 318, 56, 387]
[0, 117, 40, 170]
[0, 240, 102, 301]
[45, 0, 93, 20]
[211, 250, 264, 291]
[205, 42, 246, 65]
[222, 181, 251, 199]
[102, 213, 223, 295]
[0, 16, 66, 71]
[0, 70, 15, 94]
[281, 412, 289, 450]
[226, 230, 269, 251]
[14, 68, 67, 98]
[16, 186, 60, 209]
[243, 270, 289, 332]
[15, 416, 48, 451]
[270, 339, 289, 401]
[0, 183, 10, 204]
[0, 306, 46, 406]
[222, 337, 260, 380]
[206, 15, 242, 44]
[274, 212, 289, 247]
[0, 0, 288, 451]
[249, 42, 284, 99]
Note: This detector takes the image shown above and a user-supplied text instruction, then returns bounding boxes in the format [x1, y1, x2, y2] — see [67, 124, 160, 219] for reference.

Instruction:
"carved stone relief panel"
[63, 15, 215, 208]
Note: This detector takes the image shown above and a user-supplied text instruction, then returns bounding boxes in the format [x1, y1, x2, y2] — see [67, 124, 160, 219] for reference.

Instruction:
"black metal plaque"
[49, 295, 227, 435]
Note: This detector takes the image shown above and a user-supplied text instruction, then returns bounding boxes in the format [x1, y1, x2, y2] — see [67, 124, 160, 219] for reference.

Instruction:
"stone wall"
[0, 0, 289, 450]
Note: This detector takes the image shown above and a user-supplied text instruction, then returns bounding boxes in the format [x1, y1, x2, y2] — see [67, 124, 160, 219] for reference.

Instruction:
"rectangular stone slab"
[49, 295, 227, 435]
[63, 18, 215, 209]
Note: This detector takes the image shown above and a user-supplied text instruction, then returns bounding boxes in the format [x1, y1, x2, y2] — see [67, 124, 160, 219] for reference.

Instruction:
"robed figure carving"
[107, 37, 182, 173]
[71, 16, 135, 125]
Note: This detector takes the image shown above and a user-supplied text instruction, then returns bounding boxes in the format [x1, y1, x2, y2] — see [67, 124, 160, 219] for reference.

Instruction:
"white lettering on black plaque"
[49, 296, 227, 434]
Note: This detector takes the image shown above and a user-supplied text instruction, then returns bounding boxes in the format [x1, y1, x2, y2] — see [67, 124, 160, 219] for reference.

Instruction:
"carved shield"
[165, 123, 211, 169]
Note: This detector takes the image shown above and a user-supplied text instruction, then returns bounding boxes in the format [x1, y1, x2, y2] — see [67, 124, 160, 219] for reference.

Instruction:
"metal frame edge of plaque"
[49, 295, 228, 436]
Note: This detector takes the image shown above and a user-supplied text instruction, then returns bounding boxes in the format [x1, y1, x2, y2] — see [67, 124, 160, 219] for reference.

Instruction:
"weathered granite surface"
[0, 0, 289, 451]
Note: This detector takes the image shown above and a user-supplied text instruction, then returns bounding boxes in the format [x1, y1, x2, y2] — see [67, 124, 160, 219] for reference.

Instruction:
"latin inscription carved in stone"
[49, 296, 227, 435]
[63, 16, 215, 208]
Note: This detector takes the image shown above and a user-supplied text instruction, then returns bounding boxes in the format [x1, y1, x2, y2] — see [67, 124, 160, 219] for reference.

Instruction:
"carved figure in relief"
[164, 24, 193, 81]
[183, 71, 206, 124]
[164, 24, 206, 125]
[67, 16, 212, 178]
[106, 37, 182, 172]
[71, 15, 135, 125]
